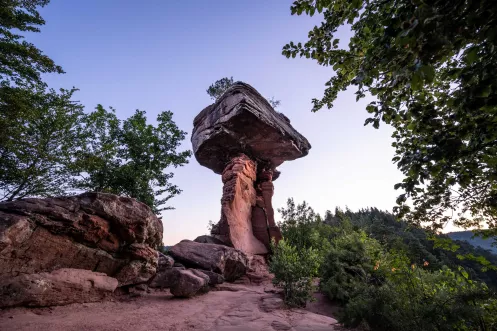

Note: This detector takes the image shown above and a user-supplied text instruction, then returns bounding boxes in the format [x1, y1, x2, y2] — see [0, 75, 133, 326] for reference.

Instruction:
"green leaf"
[411, 71, 423, 91]
[464, 47, 479, 64]
[421, 65, 436, 83]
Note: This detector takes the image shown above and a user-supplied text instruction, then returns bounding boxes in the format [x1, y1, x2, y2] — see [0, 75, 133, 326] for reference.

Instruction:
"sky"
[33, 0, 410, 244]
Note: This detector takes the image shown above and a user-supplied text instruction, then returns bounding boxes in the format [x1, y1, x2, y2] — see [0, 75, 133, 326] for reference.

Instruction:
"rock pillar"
[192, 82, 311, 255]
[251, 169, 282, 250]
[211, 154, 268, 255]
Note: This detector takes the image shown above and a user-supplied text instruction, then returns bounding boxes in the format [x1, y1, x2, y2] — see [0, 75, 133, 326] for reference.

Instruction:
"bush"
[278, 198, 332, 263]
[269, 239, 320, 307]
[319, 227, 497, 330]
[320, 230, 385, 303]
[342, 265, 497, 331]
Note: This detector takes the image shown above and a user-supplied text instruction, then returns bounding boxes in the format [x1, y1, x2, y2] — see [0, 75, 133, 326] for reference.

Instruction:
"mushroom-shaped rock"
[191, 82, 311, 174]
[191, 83, 311, 254]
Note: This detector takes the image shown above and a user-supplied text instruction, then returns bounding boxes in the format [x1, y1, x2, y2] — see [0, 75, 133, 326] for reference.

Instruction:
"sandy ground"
[0, 284, 341, 331]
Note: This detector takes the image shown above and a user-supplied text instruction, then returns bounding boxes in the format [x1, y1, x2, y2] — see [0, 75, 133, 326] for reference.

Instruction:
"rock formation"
[0, 268, 118, 308]
[0, 192, 162, 307]
[168, 240, 248, 282]
[191, 82, 311, 254]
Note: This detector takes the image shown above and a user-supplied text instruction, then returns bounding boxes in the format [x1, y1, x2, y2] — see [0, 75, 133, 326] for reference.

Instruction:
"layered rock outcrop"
[212, 154, 268, 254]
[0, 268, 118, 308]
[0, 192, 163, 307]
[191, 82, 310, 174]
[192, 82, 310, 253]
[169, 240, 248, 282]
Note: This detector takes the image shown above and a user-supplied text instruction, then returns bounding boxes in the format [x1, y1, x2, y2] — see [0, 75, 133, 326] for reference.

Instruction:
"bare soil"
[0, 283, 340, 331]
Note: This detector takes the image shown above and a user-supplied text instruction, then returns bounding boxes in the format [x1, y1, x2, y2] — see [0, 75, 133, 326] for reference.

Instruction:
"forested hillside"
[448, 231, 497, 254]
[270, 199, 497, 330]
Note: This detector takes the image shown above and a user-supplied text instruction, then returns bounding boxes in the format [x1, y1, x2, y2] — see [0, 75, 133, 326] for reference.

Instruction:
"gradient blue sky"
[34, 0, 411, 244]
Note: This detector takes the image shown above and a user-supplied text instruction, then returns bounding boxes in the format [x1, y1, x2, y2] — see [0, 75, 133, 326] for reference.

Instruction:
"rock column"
[211, 154, 268, 255]
[192, 82, 311, 256]
[251, 169, 282, 250]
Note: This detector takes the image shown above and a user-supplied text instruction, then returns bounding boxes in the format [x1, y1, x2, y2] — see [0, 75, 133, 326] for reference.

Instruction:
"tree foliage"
[72, 106, 191, 213]
[283, 0, 497, 236]
[269, 239, 320, 307]
[273, 199, 497, 330]
[0, 85, 84, 200]
[0, 1, 191, 212]
[206, 76, 234, 101]
[0, 0, 63, 87]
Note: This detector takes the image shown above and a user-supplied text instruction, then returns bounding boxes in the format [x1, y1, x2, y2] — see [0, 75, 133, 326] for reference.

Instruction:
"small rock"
[157, 252, 174, 271]
[260, 296, 284, 313]
[271, 320, 292, 331]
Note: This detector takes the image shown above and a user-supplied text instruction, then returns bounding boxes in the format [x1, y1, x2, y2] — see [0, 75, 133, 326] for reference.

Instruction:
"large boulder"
[0, 268, 118, 308]
[191, 82, 311, 175]
[169, 269, 209, 298]
[148, 267, 182, 289]
[169, 240, 248, 282]
[0, 192, 162, 288]
[192, 269, 224, 286]
[194, 235, 229, 246]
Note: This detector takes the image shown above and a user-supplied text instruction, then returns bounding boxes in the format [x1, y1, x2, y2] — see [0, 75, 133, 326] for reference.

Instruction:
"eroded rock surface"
[194, 235, 229, 246]
[192, 83, 307, 254]
[0, 268, 118, 308]
[191, 82, 311, 174]
[211, 154, 268, 254]
[170, 269, 209, 298]
[169, 240, 248, 282]
[0, 192, 162, 294]
[0, 282, 340, 331]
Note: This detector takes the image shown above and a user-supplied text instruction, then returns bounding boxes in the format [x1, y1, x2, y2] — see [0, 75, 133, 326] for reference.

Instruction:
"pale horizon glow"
[33, 0, 461, 245]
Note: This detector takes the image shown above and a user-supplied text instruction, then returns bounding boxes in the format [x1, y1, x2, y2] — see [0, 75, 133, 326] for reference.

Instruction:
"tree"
[0, 85, 84, 201]
[206, 77, 281, 108]
[0, 0, 63, 87]
[270, 239, 321, 307]
[283, 0, 497, 235]
[206, 76, 234, 101]
[267, 96, 281, 109]
[72, 105, 191, 213]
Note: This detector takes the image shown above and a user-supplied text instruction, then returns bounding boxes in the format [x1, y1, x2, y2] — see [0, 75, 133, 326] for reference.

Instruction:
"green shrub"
[320, 230, 386, 303]
[269, 239, 320, 307]
[342, 265, 497, 331]
[278, 198, 332, 263]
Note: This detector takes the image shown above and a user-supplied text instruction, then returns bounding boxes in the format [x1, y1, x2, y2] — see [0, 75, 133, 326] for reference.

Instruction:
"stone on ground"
[169, 269, 209, 297]
[168, 240, 248, 282]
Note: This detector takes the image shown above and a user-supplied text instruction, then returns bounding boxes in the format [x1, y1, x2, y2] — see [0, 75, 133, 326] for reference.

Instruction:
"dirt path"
[0, 284, 340, 331]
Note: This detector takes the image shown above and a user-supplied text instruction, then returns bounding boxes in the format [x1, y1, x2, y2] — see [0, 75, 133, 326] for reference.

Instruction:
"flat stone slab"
[192, 82, 311, 174]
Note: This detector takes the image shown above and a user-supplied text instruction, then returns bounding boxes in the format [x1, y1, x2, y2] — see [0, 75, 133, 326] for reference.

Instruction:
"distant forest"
[448, 231, 497, 254]
[323, 207, 497, 290]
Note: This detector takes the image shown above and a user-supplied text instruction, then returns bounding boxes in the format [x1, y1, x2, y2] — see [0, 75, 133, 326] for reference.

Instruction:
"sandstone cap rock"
[191, 82, 311, 174]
